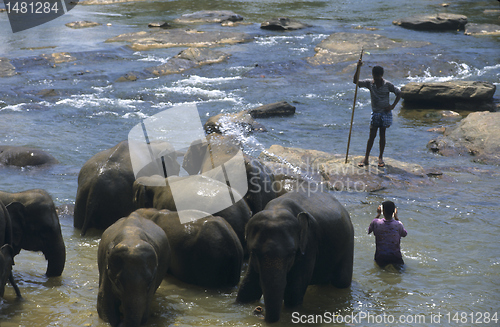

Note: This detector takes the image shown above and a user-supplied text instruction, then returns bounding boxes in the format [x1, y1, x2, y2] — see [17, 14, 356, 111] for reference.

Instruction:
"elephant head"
[106, 242, 159, 326]
[0, 190, 66, 277]
[240, 209, 316, 323]
[97, 215, 170, 327]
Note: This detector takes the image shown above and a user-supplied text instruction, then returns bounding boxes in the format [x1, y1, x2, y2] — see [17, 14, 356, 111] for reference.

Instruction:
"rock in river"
[204, 110, 267, 135]
[259, 145, 439, 192]
[249, 101, 296, 118]
[174, 10, 244, 24]
[307, 32, 429, 66]
[393, 13, 468, 31]
[0, 57, 16, 77]
[428, 111, 500, 164]
[116, 47, 229, 82]
[65, 21, 101, 29]
[106, 28, 252, 51]
[401, 81, 497, 111]
[464, 23, 500, 36]
[260, 17, 311, 30]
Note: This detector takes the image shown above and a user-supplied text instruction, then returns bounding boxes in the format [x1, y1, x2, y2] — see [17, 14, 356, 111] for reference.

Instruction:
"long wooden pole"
[345, 48, 364, 164]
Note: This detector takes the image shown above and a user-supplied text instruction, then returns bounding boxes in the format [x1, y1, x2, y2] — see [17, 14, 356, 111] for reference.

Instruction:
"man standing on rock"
[353, 60, 401, 167]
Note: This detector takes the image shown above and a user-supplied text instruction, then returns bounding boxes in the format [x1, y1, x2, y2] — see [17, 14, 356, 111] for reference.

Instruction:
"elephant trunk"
[259, 257, 288, 323]
[44, 236, 66, 277]
[121, 294, 149, 327]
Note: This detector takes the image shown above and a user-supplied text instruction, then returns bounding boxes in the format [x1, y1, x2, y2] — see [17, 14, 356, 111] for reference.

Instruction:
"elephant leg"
[9, 273, 22, 298]
[236, 265, 262, 303]
[330, 251, 353, 289]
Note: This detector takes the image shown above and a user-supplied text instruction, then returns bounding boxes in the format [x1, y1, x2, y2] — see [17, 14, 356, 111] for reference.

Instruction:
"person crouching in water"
[368, 201, 407, 268]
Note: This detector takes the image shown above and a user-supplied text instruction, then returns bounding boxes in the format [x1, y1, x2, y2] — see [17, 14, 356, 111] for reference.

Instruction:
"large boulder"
[106, 28, 253, 51]
[174, 10, 243, 24]
[260, 17, 311, 31]
[464, 23, 500, 36]
[259, 145, 440, 192]
[249, 101, 296, 118]
[307, 32, 429, 66]
[393, 13, 468, 31]
[0, 146, 59, 167]
[401, 81, 497, 111]
[116, 48, 230, 82]
[428, 111, 500, 164]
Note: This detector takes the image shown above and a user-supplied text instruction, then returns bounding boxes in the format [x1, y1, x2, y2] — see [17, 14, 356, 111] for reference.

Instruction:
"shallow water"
[1, 0, 500, 326]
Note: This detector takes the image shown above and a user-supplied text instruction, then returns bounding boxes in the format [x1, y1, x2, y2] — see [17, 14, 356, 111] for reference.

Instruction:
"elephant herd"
[0, 134, 355, 326]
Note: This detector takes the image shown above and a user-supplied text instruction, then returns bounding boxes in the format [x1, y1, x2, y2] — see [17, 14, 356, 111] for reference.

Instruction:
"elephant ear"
[6, 202, 26, 253]
[297, 212, 312, 255]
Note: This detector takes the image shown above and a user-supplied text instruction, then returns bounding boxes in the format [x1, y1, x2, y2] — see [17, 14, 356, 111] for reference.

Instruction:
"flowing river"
[0, 0, 499, 326]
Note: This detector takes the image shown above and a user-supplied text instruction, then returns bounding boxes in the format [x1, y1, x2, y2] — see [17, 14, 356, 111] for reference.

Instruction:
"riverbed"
[1, 0, 499, 326]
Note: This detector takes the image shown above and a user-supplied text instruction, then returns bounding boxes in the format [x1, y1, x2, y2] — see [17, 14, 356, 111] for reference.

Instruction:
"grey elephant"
[133, 174, 251, 249]
[74, 140, 179, 235]
[136, 208, 243, 288]
[97, 213, 170, 327]
[74, 141, 136, 236]
[236, 191, 354, 323]
[0, 189, 66, 277]
[182, 133, 277, 214]
[0, 200, 22, 298]
[0, 145, 58, 168]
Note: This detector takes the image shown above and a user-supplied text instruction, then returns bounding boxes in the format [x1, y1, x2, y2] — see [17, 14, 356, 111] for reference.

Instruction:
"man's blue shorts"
[370, 111, 392, 128]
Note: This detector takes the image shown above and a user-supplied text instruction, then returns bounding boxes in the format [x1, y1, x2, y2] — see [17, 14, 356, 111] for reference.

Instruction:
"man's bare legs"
[359, 126, 386, 167]
[378, 127, 386, 167]
[359, 126, 378, 166]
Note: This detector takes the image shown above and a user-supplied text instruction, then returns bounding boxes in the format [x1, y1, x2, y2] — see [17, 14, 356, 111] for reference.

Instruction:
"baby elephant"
[97, 214, 170, 327]
[136, 208, 244, 288]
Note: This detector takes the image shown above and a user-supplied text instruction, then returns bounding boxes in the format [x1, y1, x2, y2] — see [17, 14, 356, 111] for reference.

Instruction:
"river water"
[1, 0, 499, 326]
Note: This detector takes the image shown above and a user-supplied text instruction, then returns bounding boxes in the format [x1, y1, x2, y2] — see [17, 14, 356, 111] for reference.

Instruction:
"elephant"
[236, 191, 354, 323]
[74, 141, 136, 236]
[97, 213, 170, 327]
[136, 208, 243, 288]
[74, 140, 179, 236]
[182, 133, 277, 215]
[0, 189, 66, 277]
[132, 174, 252, 249]
[0, 145, 59, 168]
[0, 200, 22, 298]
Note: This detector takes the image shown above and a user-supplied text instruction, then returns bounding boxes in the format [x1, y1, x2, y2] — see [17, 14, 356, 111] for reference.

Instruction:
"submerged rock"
[401, 81, 497, 111]
[260, 17, 311, 30]
[249, 101, 296, 118]
[116, 47, 229, 82]
[259, 145, 438, 192]
[148, 21, 171, 28]
[174, 10, 244, 24]
[41, 52, 77, 64]
[0, 57, 16, 77]
[307, 32, 429, 66]
[428, 111, 500, 164]
[393, 13, 467, 31]
[106, 28, 253, 51]
[65, 21, 101, 29]
[464, 23, 500, 36]
[0, 146, 59, 167]
[80, 0, 145, 4]
[204, 110, 267, 135]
